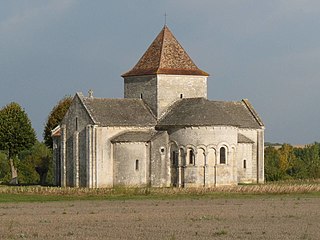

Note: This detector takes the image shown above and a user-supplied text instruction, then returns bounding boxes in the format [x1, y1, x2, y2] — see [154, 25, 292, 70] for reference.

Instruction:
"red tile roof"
[122, 25, 209, 77]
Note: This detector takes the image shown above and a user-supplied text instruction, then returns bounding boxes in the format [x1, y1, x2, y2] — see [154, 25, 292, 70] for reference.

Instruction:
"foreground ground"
[0, 195, 319, 239]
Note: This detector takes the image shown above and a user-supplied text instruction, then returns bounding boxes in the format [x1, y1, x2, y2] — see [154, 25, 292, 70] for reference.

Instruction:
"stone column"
[232, 147, 237, 184]
[60, 125, 67, 187]
[93, 126, 97, 188]
[86, 125, 92, 188]
[257, 130, 265, 183]
[73, 131, 79, 187]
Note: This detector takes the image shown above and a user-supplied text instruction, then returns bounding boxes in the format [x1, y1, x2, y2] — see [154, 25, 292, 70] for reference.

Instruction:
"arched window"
[75, 117, 78, 131]
[243, 159, 247, 169]
[189, 149, 195, 165]
[180, 148, 185, 166]
[220, 147, 226, 164]
[172, 151, 177, 166]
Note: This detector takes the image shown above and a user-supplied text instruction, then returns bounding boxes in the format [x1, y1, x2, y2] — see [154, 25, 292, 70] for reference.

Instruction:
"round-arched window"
[220, 147, 226, 164]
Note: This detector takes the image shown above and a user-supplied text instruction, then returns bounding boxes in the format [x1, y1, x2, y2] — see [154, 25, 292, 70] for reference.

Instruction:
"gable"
[61, 93, 95, 128]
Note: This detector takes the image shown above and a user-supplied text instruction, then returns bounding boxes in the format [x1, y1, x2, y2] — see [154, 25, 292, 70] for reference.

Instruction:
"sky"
[1, 0, 320, 145]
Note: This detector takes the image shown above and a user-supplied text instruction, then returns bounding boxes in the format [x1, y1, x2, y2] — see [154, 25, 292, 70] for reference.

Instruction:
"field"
[0, 183, 319, 239]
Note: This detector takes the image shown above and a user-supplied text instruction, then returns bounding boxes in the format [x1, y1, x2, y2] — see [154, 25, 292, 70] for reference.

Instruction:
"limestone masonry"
[52, 25, 265, 188]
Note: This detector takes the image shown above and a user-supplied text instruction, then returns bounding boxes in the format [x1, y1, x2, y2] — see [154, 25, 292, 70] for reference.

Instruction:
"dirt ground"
[0, 196, 319, 239]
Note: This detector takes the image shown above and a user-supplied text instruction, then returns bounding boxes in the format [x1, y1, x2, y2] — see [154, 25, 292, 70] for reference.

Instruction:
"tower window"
[160, 147, 165, 154]
[75, 117, 78, 131]
[135, 159, 139, 171]
[220, 147, 226, 164]
[140, 93, 143, 99]
[243, 159, 247, 169]
[180, 94, 183, 98]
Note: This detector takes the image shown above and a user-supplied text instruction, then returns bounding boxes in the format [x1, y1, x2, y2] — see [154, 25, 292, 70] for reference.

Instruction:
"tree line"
[0, 97, 72, 185]
[265, 143, 320, 181]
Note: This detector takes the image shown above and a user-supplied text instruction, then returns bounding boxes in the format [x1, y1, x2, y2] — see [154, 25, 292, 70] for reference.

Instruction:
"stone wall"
[124, 74, 207, 118]
[61, 94, 94, 187]
[157, 75, 207, 117]
[236, 143, 254, 183]
[149, 132, 170, 187]
[124, 75, 157, 115]
[94, 126, 155, 187]
[238, 129, 265, 183]
[113, 142, 149, 186]
[167, 126, 238, 187]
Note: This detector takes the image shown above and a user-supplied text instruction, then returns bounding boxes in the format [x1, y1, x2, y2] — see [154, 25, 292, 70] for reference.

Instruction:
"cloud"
[0, 1, 76, 35]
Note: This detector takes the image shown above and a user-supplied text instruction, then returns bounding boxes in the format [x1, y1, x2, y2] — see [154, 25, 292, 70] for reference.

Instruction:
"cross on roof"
[164, 13, 167, 26]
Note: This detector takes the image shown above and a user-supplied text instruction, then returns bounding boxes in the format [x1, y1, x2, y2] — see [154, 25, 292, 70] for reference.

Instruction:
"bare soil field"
[0, 196, 319, 240]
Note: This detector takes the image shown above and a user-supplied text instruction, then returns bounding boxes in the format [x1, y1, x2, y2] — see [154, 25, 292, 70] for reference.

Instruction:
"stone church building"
[52, 25, 265, 188]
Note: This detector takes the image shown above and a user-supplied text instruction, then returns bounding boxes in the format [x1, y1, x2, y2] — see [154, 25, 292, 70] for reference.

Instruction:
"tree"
[43, 96, 72, 148]
[18, 142, 52, 185]
[278, 144, 296, 176]
[0, 102, 36, 184]
[264, 146, 282, 181]
[0, 151, 10, 183]
[303, 143, 320, 178]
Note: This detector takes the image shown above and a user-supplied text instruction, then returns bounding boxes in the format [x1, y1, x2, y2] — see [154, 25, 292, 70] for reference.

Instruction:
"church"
[52, 25, 265, 188]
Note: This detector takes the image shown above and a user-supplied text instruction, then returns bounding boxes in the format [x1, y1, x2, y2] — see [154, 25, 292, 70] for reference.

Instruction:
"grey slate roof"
[111, 130, 158, 143]
[82, 97, 156, 127]
[79, 95, 263, 129]
[238, 133, 255, 143]
[158, 98, 263, 129]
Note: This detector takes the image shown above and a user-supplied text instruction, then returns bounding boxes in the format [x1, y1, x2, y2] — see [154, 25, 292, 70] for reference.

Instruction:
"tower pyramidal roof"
[122, 25, 209, 77]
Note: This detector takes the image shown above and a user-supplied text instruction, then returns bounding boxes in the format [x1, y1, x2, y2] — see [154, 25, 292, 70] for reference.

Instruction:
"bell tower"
[122, 25, 209, 119]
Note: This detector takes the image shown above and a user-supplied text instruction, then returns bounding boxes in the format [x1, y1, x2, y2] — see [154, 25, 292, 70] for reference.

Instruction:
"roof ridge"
[84, 97, 144, 102]
[158, 26, 199, 72]
[158, 98, 183, 122]
[157, 26, 166, 72]
[241, 99, 264, 127]
[139, 99, 157, 120]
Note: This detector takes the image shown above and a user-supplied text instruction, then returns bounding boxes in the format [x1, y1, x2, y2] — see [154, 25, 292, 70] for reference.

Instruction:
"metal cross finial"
[164, 12, 167, 26]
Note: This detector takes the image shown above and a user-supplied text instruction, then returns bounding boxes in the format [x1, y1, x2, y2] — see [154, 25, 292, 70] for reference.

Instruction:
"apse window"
[220, 147, 226, 164]
[172, 151, 179, 166]
[135, 159, 139, 171]
[189, 149, 195, 165]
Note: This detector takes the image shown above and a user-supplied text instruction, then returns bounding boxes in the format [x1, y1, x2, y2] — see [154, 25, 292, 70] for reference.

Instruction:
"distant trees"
[265, 143, 320, 181]
[0, 102, 36, 184]
[43, 96, 72, 148]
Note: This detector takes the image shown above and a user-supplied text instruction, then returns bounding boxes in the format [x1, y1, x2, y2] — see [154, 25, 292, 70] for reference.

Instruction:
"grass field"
[0, 182, 319, 239]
